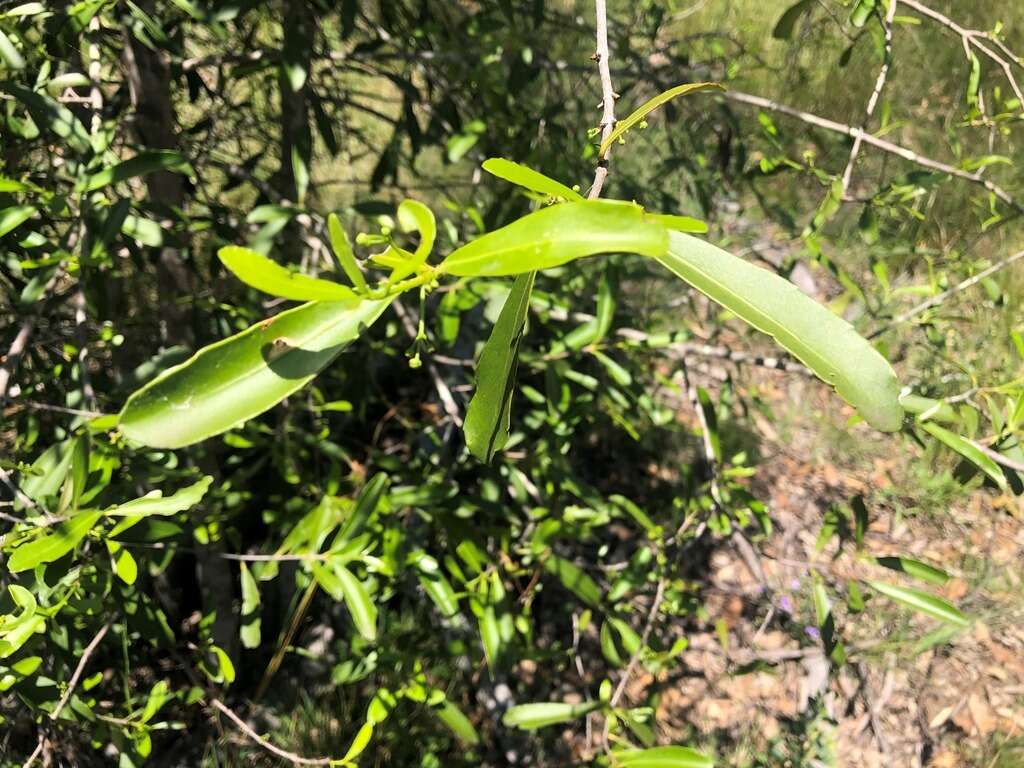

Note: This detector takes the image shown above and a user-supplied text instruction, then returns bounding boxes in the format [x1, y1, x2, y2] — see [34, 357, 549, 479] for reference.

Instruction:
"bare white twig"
[723, 90, 1022, 212]
[841, 0, 898, 195]
[210, 698, 334, 765]
[51, 620, 112, 721]
[588, 0, 617, 199]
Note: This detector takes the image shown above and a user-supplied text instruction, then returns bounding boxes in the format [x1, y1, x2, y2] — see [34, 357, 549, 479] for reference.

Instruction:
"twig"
[4, 400, 105, 418]
[0, 465, 38, 512]
[899, 0, 1024, 109]
[210, 698, 333, 765]
[588, 0, 617, 199]
[0, 318, 36, 405]
[969, 439, 1024, 474]
[841, 0, 898, 195]
[51, 619, 112, 721]
[723, 90, 1023, 213]
[871, 248, 1024, 336]
[609, 578, 667, 709]
[20, 735, 44, 768]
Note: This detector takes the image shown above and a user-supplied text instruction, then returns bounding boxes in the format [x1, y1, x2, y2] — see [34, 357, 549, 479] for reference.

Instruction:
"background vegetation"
[1, 0, 1022, 765]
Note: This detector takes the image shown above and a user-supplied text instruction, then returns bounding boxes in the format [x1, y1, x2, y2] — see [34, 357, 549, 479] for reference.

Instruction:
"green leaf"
[0, 29, 25, 70]
[464, 272, 535, 461]
[239, 562, 261, 649]
[411, 552, 459, 617]
[773, 0, 815, 39]
[440, 200, 668, 277]
[327, 213, 368, 291]
[874, 556, 949, 586]
[613, 745, 715, 768]
[656, 232, 903, 432]
[218, 246, 357, 302]
[599, 82, 725, 158]
[312, 562, 378, 641]
[107, 541, 139, 585]
[481, 158, 584, 201]
[19, 437, 76, 507]
[865, 580, 970, 627]
[543, 555, 602, 607]
[334, 473, 388, 546]
[646, 213, 708, 234]
[0, 205, 36, 238]
[119, 297, 391, 448]
[103, 476, 213, 518]
[397, 199, 436, 260]
[79, 151, 192, 192]
[435, 700, 480, 745]
[3, 83, 91, 154]
[7, 510, 104, 572]
[501, 700, 602, 730]
[919, 421, 1007, 489]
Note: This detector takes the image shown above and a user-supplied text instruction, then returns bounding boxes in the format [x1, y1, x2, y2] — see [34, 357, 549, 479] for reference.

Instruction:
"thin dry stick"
[588, 0, 617, 199]
[609, 578, 667, 709]
[51, 619, 112, 721]
[841, 0, 898, 194]
[723, 90, 1023, 213]
[899, 0, 1024, 108]
[871, 248, 1024, 336]
[969, 439, 1024, 474]
[20, 735, 44, 768]
[210, 699, 333, 765]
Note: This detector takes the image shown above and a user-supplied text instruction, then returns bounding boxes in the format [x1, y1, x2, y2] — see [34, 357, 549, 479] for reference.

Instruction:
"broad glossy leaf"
[0, 204, 36, 237]
[599, 82, 724, 158]
[327, 213, 368, 291]
[613, 745, 715, 768]
[481, 158, 584, 201]
[218, 246, 357, 302]
[103, 476, 213, 517]
[440, 201, 668, 277]
[119, 297, 391, 448]
[865, 580, 969, 627]
[501, 700, 603, 730]
[4, 83, 91, 154]
[435, 700, 480, 745]
[79, 150, 191, 192]
[874, 556, 949, 586]
[919, 421, 1007, 489]
[7, 510, 103, 572]
[464, 272, 535, 461]
[657, 232, 903, 432]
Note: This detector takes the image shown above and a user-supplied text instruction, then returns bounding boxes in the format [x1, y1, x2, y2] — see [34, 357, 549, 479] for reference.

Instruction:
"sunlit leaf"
[119, 298, 392, 448]
[327, 213, 368, 291]
[440, 200, 668, 277]
[435, 700, 480, 744]
[919, 421, 1007, 489]
[218, 246, 357, 302]
[0, 204, 36, 237]
[481, 158, 584, 201]
[79, 150, 192, 192]
[501, 700, 602, 730]
[3, 83, 91, 153]
[656, 232, 903, 431]
[874, 556, 949, 586]
[613, 745, 715, 768]
[313, 562, 378, 641]
[7, 510, 104, 572]
[865, 580, 970, 627]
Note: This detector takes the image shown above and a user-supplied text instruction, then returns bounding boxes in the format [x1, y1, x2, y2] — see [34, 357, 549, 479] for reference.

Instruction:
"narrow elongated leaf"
[657, 232, 903, 431]
[440, 200, 668, 277]
[865, 580, 970, 627]
[19, 437, 76, 507]
[7, 510, 104, 572]
[313, 562, 378, 641]
[874, 556, 949, 586]
[239, 562, 261, 649]
[435, 700, 480, 745]
[218, 246, 357, 302]
[919, 421, 1007, 489]
[411, 551, 459, 617]
[481, 158, 584, 201]
[79, 150, 191, 192]
[0, 204, 36, 237]
[327, 213, 367, 291]
[613, 745, 715, 768]
[103, 476, 213, 517]
[119, 297, 391, 448]
[334, 473, 388, 546]
[647, 213, 708, 233]
[543, 555, 602, 607]
[4, 83, 91, 153]
[501, 700, 602, 730]
[599, 82, 724, 158]
[0, 29, 25, 70]
[464, 271, 535, 461]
